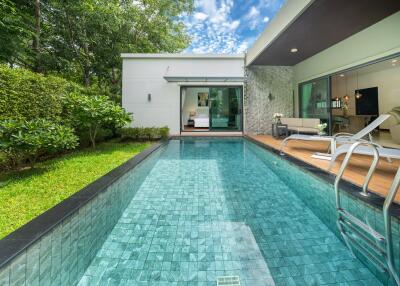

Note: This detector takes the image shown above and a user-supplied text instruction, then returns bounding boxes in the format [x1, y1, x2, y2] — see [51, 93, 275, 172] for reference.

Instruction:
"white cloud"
[246, 6, 261, 30]
[183, 0, 246, 54]
[236, 41, 248, 53]
[194, 12, 208, 21]
[182, 0, 283, 54]
[248, 6, 260, 18]
[229, 20, 240, 30]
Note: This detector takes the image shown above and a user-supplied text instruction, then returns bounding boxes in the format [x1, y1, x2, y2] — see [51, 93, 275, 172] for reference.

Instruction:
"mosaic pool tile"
[76, 139, 389, 285]
[1, 139, 398, 285]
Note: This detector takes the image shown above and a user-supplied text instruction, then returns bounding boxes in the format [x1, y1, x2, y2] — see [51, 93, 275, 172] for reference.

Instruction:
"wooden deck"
[248, 135, 400, 202]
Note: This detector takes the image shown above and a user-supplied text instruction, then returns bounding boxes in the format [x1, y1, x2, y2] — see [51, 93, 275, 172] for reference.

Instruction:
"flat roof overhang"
[247, 0, 400, 66]
[121, 53, 245, 59]
[164, 76, 244, 82]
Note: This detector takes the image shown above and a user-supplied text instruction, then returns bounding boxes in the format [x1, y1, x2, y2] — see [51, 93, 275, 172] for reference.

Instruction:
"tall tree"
[0, 0, 193, 100]
[0, 0, 31, 66]
[32, 0, 41, 72]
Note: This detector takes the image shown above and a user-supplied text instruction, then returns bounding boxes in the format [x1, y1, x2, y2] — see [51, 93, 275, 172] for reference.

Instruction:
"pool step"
[217, 276, 241, 286]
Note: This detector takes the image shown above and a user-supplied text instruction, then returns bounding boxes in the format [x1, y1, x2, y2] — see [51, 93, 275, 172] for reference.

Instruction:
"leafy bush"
[0, 65, 108, 121]
[118, 127, 169, 140]
[0, 65, 76, 121]
[0, 119, 78, 167]
[63, 93, 131, 148]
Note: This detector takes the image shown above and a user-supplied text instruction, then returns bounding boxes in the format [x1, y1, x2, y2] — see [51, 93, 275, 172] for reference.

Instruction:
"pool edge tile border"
[0, 141, 166, 269]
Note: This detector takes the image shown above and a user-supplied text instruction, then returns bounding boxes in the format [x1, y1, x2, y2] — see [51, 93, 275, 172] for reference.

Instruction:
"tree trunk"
[84, 65, 91, 87]
[82, 30, 91, 86]
[33, 0, 42, 72]
[89, 125, 97, 148]
[29, 153, 38, 169]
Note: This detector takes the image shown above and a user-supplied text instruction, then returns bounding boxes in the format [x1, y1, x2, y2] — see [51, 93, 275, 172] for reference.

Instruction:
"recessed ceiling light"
[339, 74, 344, 77]
[290, 48, 298, 53]
[392, 59, 398, 63]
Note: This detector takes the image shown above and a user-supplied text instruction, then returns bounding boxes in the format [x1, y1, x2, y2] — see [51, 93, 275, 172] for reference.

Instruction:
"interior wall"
[292, 11, 400, 117]
[182, 87, 209, 125]
[331, 66, 400, 129]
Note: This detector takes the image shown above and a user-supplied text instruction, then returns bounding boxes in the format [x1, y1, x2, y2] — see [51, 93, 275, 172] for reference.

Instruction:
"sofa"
[280, 118, 320, 134]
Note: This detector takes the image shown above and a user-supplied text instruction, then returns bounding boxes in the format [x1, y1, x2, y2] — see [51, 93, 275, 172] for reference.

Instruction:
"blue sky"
[182, 0, 285, 54]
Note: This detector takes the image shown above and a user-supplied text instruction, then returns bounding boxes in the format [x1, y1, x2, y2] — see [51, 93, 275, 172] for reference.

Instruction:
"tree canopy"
[0, 0, 193, 101]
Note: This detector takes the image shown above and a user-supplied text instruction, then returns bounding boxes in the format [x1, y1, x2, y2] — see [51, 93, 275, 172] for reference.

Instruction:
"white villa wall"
[122, 55, 244, 135]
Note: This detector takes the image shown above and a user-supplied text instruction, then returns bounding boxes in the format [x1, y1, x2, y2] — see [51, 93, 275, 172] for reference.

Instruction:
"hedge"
[0, 65, 98, 121]
[118, 127, 169, 140]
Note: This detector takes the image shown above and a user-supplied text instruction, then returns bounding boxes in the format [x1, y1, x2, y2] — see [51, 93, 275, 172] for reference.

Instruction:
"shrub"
[0, 119, 78, 168]
[159, 127, 169, 139]
[63, 93, 131, 148]
[0, 65, 78, 121]
[118, 127, 169, 141]
[76, 128, 114, 147]
[0, 65, 110, 122]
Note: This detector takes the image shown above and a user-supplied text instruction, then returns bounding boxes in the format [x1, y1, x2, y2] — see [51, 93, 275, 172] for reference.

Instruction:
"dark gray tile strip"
[0, 141, 165, 268]
[244, 135, 400, 219]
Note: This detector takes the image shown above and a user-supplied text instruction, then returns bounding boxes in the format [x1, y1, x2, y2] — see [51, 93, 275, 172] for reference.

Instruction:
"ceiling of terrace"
[249, 0, 400, 66]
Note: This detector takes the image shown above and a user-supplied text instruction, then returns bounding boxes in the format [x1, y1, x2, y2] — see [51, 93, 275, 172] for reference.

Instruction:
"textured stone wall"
[244, 66, 294, 134]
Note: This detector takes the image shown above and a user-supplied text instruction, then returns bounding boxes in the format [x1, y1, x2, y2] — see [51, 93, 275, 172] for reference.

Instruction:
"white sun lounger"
[279, 114, 391, 155]
[328, 143, 400, 170]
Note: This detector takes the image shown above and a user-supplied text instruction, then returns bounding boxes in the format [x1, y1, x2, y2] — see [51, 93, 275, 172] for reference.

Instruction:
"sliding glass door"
[299, 77, 331, 134]
[209, 87, 242, 131]
[180, 86, 242, 132]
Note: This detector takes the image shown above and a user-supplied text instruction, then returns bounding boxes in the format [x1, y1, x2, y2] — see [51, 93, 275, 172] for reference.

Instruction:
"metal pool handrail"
[334, 141, 379, 198]
[383, 166, 400, 285]
[334, 141, 400, 285]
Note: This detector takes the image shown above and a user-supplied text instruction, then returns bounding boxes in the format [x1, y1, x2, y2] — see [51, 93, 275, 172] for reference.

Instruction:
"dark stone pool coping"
[243, 135, 400, 219]
[0, 141, 165, 269]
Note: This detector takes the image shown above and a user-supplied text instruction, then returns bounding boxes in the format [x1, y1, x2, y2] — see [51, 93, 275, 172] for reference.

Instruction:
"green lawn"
[0, 141, 151, 238]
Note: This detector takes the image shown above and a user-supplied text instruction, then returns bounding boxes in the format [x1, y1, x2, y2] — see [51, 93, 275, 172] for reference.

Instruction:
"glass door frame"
[298, 76, 333, 135]
[180, 85, 244, 133]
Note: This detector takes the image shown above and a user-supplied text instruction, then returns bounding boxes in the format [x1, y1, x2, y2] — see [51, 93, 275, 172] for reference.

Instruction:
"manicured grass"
[0, 141, 151, 239]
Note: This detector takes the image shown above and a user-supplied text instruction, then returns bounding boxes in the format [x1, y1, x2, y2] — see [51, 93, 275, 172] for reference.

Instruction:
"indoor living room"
[330, 55, 400, 148]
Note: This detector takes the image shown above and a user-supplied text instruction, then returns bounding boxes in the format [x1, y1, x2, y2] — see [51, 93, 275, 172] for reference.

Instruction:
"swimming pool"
[75, 138, 387, 285]
[1, 138, 399, 285]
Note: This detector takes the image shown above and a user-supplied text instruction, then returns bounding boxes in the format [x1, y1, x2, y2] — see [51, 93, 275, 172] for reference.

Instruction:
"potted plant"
[273, 113, 283, 124]
[316, 123, 328, 135]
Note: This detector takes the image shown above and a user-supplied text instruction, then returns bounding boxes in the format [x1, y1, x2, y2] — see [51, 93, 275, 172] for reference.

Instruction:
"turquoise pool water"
[77, 138, 383, 285]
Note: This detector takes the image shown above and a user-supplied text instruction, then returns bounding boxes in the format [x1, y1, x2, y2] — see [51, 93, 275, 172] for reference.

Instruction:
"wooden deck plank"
[248, 135, 400, 203]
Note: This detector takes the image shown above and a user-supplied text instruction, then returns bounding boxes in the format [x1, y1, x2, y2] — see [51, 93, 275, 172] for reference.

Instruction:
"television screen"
[355, 87, 378, 115]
